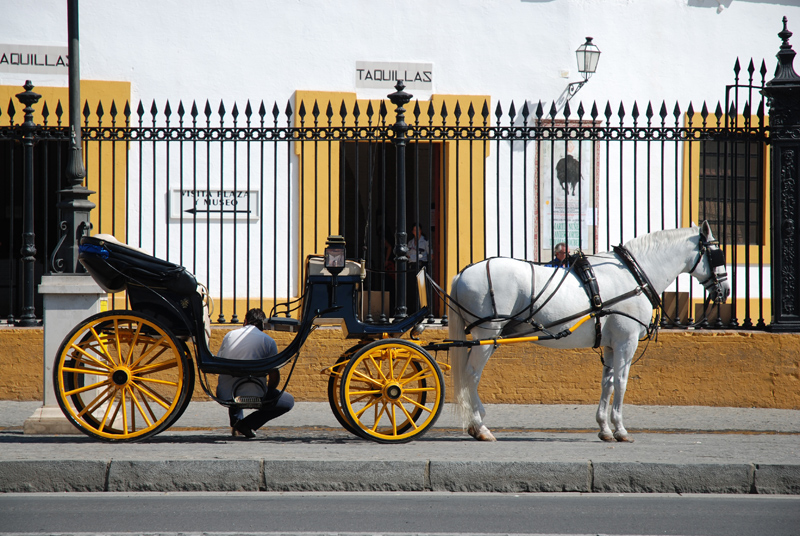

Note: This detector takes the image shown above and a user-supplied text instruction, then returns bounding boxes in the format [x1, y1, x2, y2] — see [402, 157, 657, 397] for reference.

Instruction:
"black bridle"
[688, 234, 729, 304]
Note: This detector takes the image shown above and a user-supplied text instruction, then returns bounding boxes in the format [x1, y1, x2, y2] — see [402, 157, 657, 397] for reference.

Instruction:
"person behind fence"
[408, 223, 429, 268]
[216, 308, 294, 439]
[545, 242, 570, 269]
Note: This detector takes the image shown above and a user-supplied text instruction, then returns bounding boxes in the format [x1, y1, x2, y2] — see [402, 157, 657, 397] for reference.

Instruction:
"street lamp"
[554, 37, 601, 112]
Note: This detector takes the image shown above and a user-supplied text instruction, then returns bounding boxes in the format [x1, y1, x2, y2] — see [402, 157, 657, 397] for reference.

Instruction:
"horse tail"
[448, 273, 472, 431]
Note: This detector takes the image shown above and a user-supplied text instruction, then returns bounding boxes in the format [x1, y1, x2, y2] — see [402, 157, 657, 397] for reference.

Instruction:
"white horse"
[448, 222, 730, 442]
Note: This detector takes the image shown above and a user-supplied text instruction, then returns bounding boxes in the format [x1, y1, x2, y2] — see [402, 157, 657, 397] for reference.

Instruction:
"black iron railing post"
[389, 81, 412, 320]
[15, 81, 41, 326]
[52, 0, 95, 274]
[764, 17, 800, 332]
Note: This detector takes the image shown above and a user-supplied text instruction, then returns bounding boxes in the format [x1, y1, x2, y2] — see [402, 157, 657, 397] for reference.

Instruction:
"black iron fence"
[1, 47, 797, 330]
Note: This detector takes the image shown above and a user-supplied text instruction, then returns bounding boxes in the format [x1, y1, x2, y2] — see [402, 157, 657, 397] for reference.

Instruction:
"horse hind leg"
[463, 344, 497, 442]
[450, 315, 498, 441]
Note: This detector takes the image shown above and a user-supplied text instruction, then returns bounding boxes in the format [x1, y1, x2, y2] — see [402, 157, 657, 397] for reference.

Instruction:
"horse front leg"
[596, 347, 615, 442]
[609, 338, 637, 442]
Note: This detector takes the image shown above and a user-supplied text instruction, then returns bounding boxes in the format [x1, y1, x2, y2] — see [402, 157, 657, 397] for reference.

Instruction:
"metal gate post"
[764, 17, 800, 332]
[389, 81, 412, 320]
[15, 81, 41, 327]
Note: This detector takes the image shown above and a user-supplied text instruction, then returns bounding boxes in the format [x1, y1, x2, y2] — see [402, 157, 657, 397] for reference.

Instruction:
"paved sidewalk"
[1, 402, 799, 494]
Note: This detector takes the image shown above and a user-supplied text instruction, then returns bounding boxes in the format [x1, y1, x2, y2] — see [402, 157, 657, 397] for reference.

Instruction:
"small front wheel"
[339, 339, 444, 443]
[53, 311, 192, 442]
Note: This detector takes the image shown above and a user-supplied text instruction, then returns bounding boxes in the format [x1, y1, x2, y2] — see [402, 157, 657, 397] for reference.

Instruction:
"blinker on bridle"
[689, 234, 728, 303]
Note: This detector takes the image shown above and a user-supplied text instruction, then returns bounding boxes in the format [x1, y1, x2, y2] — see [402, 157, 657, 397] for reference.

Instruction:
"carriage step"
[233, 396, 264, 408]
[266, 317, 300, 332]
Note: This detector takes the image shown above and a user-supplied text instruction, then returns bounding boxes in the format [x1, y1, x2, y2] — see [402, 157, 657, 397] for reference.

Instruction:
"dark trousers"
[229, 389, 294, 430]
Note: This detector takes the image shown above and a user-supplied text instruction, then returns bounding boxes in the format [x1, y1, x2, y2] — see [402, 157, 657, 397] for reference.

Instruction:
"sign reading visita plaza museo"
[169, 189, 260, 221]
[356, 61, 433, 90]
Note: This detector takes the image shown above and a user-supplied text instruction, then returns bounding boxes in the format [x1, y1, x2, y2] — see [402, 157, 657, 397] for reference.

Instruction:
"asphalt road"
[2, 492, 799, 536]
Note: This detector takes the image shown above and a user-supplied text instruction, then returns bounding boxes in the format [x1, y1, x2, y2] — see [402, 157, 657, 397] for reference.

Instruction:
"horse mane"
[622, 225, 698, 259]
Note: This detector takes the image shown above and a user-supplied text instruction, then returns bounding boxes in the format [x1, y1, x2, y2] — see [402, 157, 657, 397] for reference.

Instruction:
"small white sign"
[169, 189, 260, 222]
[0, 44, 69, 74]
[356, 61, 433, 90]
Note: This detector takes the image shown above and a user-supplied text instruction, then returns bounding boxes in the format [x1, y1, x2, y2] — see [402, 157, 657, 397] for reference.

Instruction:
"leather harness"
[456, 245, 665, 349]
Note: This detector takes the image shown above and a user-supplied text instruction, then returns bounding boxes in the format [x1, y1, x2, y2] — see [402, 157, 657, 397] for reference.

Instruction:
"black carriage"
[52, 234, 446, 443]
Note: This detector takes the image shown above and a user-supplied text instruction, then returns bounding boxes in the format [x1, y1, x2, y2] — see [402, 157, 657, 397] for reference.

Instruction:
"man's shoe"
[233, 421, 256, 439]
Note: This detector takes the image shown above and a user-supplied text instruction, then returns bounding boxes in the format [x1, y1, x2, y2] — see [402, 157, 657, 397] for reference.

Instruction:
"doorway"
[339, 140, 441, 319]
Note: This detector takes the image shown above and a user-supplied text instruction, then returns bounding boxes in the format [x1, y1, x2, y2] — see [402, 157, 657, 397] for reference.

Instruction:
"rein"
[433, 230, 728, 354]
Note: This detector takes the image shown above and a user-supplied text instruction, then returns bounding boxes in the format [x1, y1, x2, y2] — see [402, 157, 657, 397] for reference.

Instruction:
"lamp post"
[554, 37, 601, 112]
[53, 0, 95, 274]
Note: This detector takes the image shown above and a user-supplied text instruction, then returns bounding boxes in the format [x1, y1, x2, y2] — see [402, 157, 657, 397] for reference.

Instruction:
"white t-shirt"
[408, 235, 429, 263]
[215, 325, 278, 400]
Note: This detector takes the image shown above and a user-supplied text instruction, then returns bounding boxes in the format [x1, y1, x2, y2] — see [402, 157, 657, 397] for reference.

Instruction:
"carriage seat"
[79, 234, 198, 296]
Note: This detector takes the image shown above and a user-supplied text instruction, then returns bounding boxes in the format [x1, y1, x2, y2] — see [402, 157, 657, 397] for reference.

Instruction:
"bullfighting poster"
[537, 121, 600, 255]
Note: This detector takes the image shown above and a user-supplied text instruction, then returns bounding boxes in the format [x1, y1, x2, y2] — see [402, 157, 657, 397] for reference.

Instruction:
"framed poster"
[536, 120, 600, 255]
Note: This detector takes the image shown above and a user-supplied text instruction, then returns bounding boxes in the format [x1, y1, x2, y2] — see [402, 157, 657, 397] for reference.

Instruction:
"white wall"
[2, 0, 797, 109]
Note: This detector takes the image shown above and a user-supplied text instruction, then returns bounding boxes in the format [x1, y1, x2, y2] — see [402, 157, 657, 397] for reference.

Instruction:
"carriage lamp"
[324, 235, 346, 275]
[324, 235, 347, 307]
[555, 36, 601, 112]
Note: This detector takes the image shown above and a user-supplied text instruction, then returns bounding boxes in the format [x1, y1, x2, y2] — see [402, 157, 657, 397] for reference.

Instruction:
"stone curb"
[2, 460, 798, 494]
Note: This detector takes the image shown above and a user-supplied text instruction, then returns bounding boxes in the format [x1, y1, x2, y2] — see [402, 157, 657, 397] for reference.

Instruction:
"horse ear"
[700, 220, 712, 238]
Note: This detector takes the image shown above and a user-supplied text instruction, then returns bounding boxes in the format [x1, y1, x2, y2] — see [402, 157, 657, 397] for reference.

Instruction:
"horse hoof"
[598, 431, 614, 442]
[614, 431, 634, 443]
[468, 424, 497, 442]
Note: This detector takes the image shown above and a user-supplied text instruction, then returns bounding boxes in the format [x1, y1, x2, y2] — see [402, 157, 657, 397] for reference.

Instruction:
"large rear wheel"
[53, 311, 192, 442]
[339, 339, 444, 443]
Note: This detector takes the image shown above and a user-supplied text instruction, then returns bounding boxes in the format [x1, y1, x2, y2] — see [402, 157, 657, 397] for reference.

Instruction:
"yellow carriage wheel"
[340, 339, 444, 443]
[327, 354, 361, 436]
[53, 311, 192, 442]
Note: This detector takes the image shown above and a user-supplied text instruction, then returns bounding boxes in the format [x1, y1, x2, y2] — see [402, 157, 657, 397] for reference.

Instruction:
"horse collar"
[612, 245, 662, 311]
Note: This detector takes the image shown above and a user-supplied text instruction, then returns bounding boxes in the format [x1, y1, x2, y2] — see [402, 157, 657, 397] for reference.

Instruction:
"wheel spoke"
[354, 395, 381, 419]
[128, 386, 154, 428]
[350, 369, 383, 388]
[76, 385, 116, 419]
[69, 344, 114, 372]
[399, 367, 436, 386]
[399, 395, 433, 413]
[133, 358, 179, 376]
[368, 402, 389, 432]
[88, 327, 116, 366]
[64, 378, 110, 397]
[346, 388, 381, 396]
[394, 400, 419, 430]
[98, 392, 119, 433]
[120, 388, 129, 434]
[367, 355, 388, 382]
[132, 381, 174, 410]
[123, 322, 144, 365]
[61, 364, 107, 376]
[395, 354, 412, 380]
[401, 386, 436, 393]
[134, 386, 160, 423]
[129, 339, 170, 371]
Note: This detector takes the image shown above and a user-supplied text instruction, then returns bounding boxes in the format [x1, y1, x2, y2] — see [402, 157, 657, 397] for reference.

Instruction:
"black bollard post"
[15, 81, 41, 326]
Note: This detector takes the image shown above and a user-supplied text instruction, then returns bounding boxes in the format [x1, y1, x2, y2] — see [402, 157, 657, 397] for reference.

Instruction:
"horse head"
[689, 221, 731, 304]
